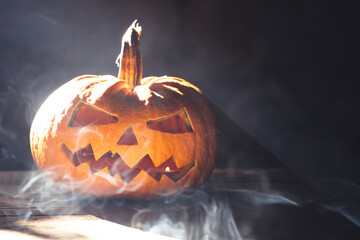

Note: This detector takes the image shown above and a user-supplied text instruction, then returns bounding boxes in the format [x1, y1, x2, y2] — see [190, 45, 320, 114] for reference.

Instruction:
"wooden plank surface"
[0, 169, 359, 240]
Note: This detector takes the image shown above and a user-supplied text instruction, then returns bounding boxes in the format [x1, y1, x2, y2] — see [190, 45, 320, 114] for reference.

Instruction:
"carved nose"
[117, 126, 138, 145]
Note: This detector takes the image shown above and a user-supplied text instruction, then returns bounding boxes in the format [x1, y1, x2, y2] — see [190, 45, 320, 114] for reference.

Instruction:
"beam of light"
[0, 230, 44, 240]
[12, 215, 179, 240]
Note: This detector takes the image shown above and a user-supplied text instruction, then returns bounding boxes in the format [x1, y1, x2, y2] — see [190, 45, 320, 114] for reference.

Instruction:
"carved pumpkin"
[30, 21, 217, 199]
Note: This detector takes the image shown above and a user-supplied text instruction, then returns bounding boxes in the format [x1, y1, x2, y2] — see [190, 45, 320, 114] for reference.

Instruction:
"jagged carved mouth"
[60, 143, 196, 183]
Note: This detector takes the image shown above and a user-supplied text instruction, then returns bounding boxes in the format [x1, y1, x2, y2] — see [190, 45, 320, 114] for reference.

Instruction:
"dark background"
[0, 0, 359, 187]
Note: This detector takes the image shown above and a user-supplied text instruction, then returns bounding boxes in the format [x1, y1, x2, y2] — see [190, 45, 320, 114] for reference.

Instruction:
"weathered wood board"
[0, 170, 359, 240]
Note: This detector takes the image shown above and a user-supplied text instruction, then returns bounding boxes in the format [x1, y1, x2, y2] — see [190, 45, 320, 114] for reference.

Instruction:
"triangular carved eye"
[117, 126, 138, 145]
[68, 102, 118, 127]
[147, 108, 194, 133]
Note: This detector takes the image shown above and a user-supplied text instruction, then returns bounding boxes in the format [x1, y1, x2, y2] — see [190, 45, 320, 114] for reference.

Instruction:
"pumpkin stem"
[116, 20, 143, 87]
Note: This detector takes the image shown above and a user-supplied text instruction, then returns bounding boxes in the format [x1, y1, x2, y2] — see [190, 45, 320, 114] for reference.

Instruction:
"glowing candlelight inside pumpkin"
[165, 167, 170, 172]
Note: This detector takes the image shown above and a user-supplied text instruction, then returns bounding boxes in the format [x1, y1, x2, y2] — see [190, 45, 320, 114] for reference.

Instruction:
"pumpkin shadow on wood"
[210, 101, 285, 170]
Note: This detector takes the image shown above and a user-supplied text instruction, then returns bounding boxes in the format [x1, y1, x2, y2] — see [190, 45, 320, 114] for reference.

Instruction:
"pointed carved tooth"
[164, 160, 196, 182]
[74, 144, 95, 167]
[107, 153, 123, 176]
[92, 144, 110, 161]
[90, 151, 113, 173]
[158, 155, 178, 171]
[60, 143, 77, 166]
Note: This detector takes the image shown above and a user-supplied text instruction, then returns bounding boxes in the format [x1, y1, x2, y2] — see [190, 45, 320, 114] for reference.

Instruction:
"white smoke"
[0, 168, 301, 240]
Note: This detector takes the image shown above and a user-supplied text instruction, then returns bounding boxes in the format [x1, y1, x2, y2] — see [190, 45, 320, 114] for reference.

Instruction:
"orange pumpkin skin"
[30, 75, 217, 199]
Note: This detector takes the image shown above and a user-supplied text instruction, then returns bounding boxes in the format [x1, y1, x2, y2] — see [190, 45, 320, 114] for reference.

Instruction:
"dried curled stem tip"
[116, 20, 143, 87]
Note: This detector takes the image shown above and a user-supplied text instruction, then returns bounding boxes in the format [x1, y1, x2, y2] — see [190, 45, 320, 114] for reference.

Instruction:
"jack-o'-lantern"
[30, 21, 217, 199]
